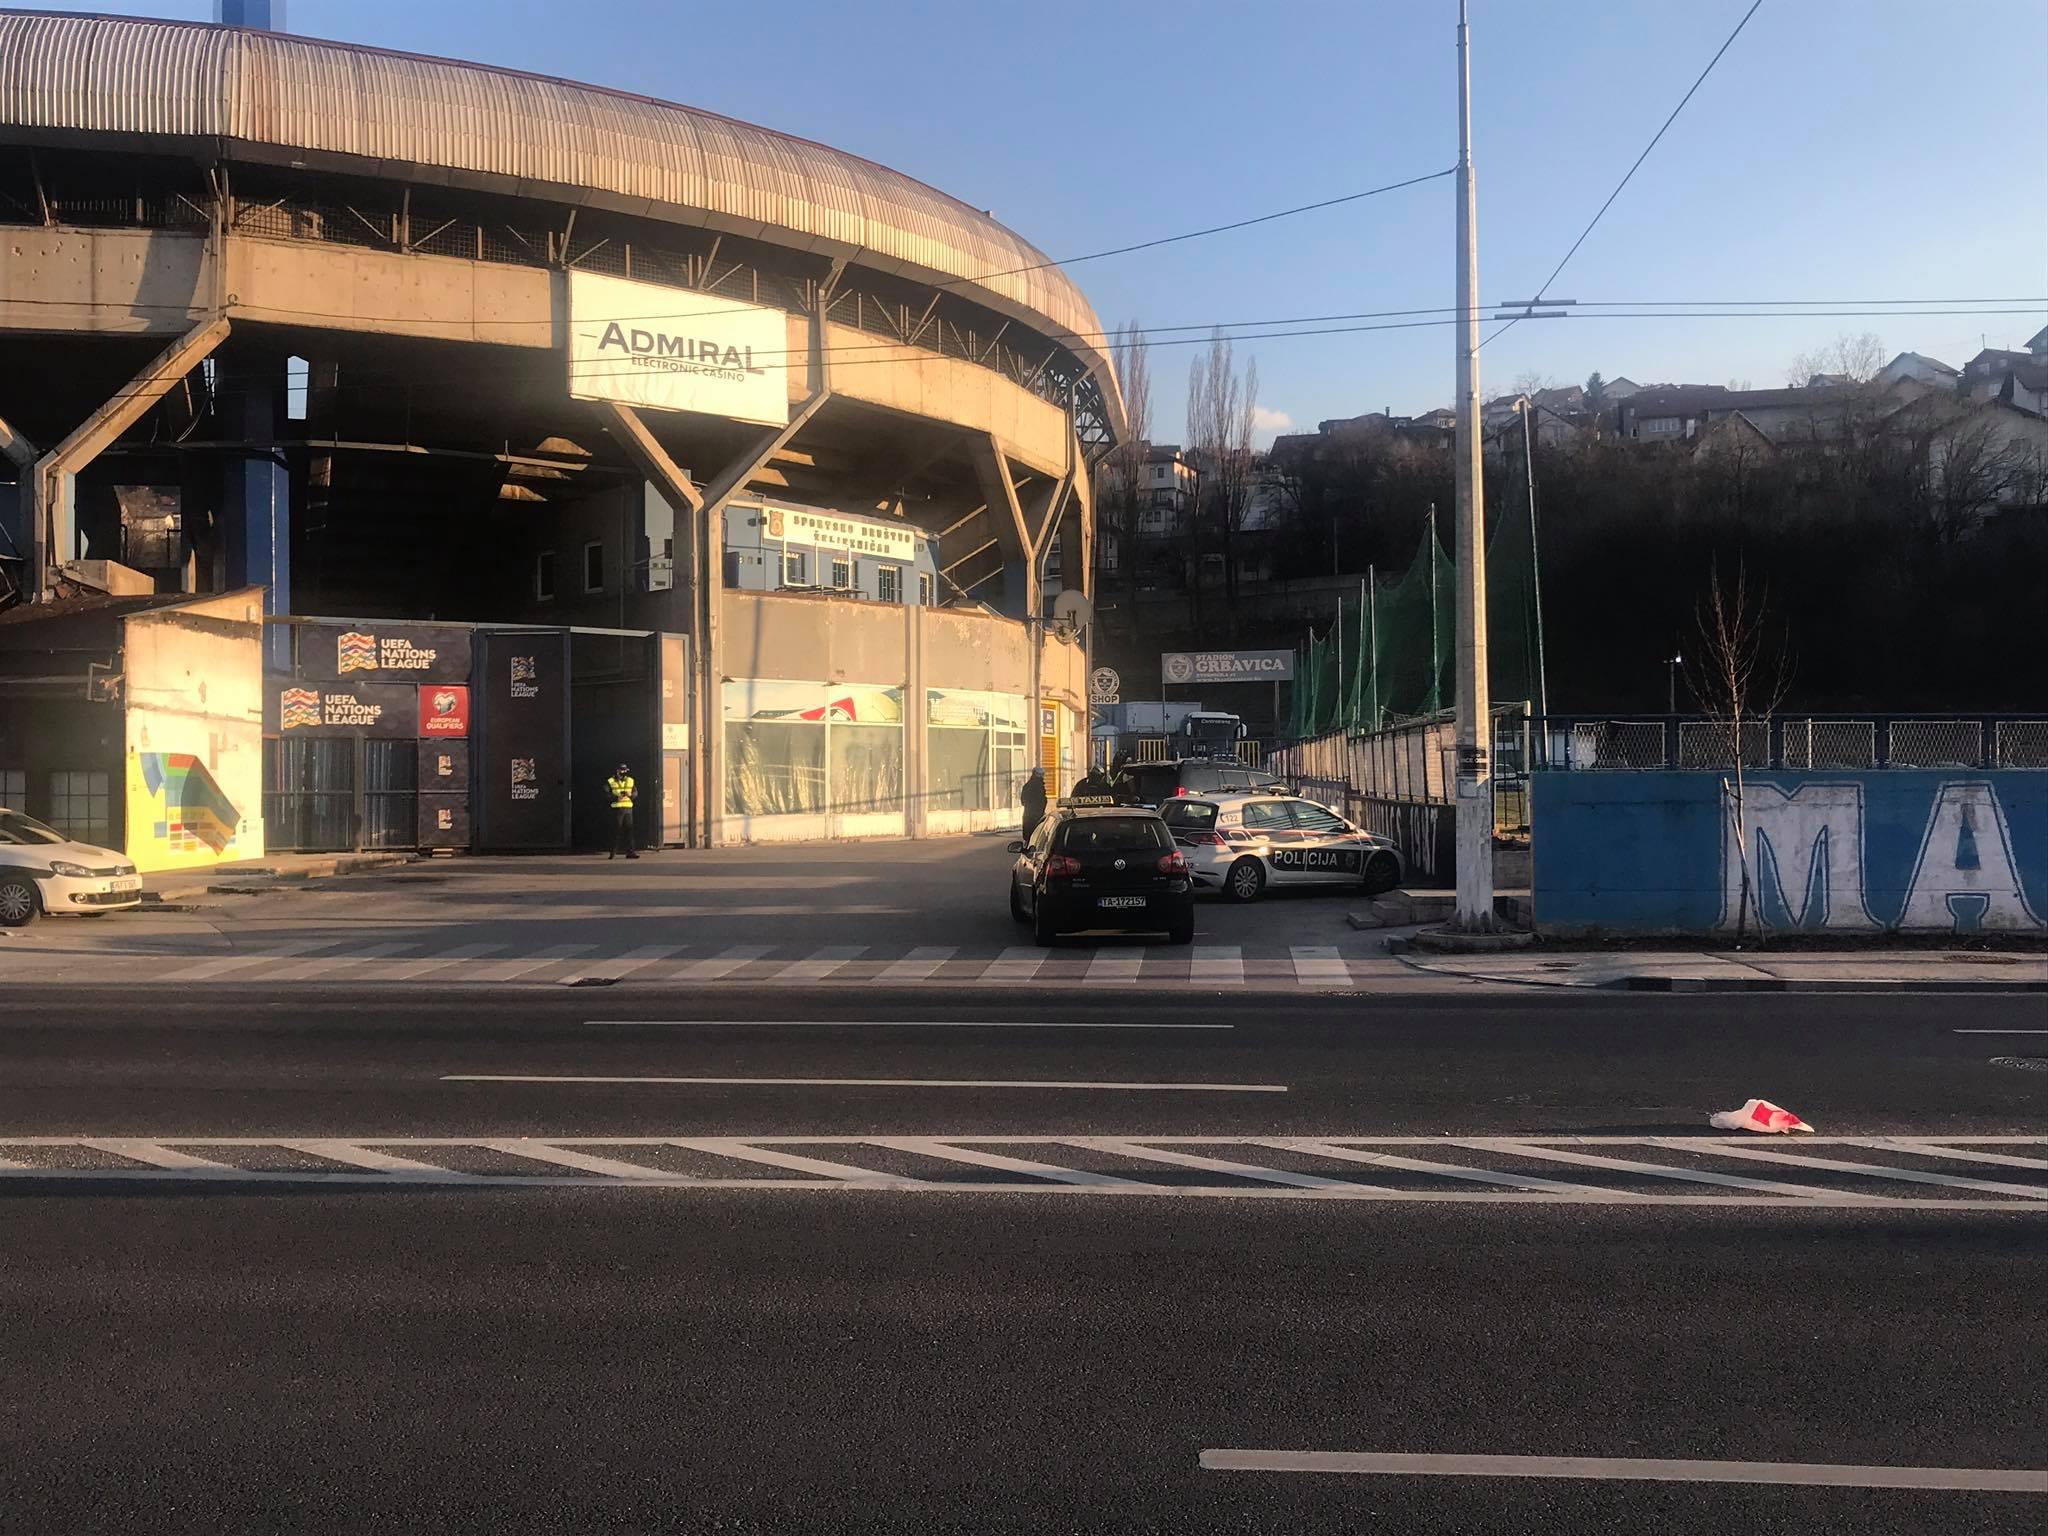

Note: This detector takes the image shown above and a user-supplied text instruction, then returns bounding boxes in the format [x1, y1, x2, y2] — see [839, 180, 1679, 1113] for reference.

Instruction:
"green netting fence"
[1288, 504, 1543, 740]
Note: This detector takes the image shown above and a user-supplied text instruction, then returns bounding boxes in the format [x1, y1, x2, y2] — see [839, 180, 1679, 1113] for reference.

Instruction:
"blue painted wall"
[1534, 771, 2048, 936]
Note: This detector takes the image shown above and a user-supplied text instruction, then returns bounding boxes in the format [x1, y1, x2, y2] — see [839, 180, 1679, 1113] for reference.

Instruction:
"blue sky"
[46, 0, 2048, 441]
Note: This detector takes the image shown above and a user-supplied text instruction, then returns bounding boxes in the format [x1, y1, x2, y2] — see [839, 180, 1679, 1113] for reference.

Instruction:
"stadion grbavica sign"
[1161, 649, 1296, 685]
[567, 270, 788, 428]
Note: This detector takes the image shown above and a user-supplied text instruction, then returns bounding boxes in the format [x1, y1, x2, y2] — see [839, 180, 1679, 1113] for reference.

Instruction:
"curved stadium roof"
[0, 9, 1122, 434]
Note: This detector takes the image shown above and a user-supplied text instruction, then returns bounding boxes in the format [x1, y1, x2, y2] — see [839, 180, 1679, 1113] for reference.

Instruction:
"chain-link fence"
[1529, 715, 2046, 771]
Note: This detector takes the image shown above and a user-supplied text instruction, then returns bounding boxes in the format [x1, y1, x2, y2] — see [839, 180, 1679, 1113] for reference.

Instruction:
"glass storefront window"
[724, 681, 904, 819]
[925, 689, 1029, 813]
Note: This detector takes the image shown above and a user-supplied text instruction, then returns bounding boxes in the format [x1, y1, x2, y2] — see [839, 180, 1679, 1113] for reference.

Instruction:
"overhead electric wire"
[1485, 0, 1766, 350]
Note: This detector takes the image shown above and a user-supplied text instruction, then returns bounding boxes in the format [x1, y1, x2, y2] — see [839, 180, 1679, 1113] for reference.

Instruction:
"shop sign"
[419, 685, 471, 737]
[566, 270, 788, 428]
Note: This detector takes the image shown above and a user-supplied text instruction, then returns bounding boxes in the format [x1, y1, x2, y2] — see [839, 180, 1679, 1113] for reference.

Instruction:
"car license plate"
[1097, 895, 1146, 909]
[111, 877, 142, 892]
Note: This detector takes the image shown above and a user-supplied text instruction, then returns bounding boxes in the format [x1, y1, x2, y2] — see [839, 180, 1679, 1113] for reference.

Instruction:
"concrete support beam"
[223, 362, 292, 621]
[30, 316, 230, 600]
[0, 414, 36, 578]
[970, 434, 1034, 622]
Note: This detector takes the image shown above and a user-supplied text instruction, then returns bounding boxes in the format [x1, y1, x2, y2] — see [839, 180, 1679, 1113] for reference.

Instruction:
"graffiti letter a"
[1898, 782, 2045, 933]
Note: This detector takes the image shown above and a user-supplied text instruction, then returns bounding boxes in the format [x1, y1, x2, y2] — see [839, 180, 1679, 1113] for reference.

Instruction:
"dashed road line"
[436, 1075, 1290, 1092]
[1195, 1450, 2048, 1493]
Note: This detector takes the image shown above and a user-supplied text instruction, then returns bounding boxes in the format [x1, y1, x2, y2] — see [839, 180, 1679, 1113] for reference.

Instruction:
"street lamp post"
[1668, 652, 1683, 715]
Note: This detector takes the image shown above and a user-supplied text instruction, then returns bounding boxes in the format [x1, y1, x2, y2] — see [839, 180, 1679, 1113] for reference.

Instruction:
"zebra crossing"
[4, 939, 1396, 989]
[3, 1134, 2043, 1206]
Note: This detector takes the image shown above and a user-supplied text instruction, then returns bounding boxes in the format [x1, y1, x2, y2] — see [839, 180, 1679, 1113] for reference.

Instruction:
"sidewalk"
[1397, 946, 2048, 993]
[142, 852, 417, 904]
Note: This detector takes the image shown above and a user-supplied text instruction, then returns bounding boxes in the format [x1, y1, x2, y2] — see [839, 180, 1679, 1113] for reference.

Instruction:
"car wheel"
[1032, 901, 1059, 947]
[1168, 913, 1195, 945]
[1363, 852, 1401, 896]
[1224, 858, 1265, 903]
[0, 874, 40, 928]
[1009, 880, 1029, 923]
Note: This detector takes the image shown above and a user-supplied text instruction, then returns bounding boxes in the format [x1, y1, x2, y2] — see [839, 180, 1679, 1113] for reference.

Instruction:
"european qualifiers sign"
[566, 271, 789, 428]
[299, 621, 471, 684]
[1161, 649, 1296, 685]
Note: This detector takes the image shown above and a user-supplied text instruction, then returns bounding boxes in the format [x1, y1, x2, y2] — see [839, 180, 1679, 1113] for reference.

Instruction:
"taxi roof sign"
[1057, 794, 1118, 807]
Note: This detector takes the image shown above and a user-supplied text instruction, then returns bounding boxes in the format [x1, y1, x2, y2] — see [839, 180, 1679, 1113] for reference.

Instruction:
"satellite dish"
[1052, 590, 1093, 631]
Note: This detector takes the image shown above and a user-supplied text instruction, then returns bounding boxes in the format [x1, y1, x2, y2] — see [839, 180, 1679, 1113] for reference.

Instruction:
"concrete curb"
[141, 852, 418, 905]
[1605, 975, 2048, 994]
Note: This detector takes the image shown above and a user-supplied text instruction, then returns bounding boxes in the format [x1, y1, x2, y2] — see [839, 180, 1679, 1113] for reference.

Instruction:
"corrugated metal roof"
[0, 10, 1120, 432]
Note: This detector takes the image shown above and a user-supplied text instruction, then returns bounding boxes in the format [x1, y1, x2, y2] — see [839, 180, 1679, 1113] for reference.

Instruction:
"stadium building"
[0, 5, 1119, 866]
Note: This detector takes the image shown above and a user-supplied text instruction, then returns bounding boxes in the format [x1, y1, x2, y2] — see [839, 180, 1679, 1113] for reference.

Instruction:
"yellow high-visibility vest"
[607, 774, 636, 809]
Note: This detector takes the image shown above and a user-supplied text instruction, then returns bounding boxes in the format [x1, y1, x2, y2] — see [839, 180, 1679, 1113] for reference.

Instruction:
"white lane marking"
[439, 1076, 1287, 1092]
[477, 1140, 678, 1181]
[1650, 1138, 2048, 1200]
[1190, 945, 1244, 985]
[585, 1019, 1231, 1030]
[468, 944, 596, 983]
[267, 942, 417, 981]
[1073, 1138, 1351, 1188]
[1290, 946, 1350, 987]
[1085, 950, 1143, 985]
[772, 945, 867, 983]
[565, 944, 683, 984]
[978, 946, 1050, 984]
[1857, 1139, 2048, 1173]
[374, 942, 509, 980]
[283, 1140, 475, 1177]
[670, 1138, 923, 1186]
[1195, 1450, 2048, 1493]
[1273, 1139, 1621, 1197]
[876, 946, 956, 983]
[666, 945, 773, 981]
[163, 942, 323, 981]
[870, 1137, 1153, 1189]
[1953, 1029, 2048, 1034]
[79, 1140, 234, 1171]
[1457, 1140, 1856, 1200]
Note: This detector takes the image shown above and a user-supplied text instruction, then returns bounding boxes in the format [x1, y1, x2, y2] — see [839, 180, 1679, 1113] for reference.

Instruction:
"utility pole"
[1451, 0, 1495, 930]
[1519, 397, 1549, 718]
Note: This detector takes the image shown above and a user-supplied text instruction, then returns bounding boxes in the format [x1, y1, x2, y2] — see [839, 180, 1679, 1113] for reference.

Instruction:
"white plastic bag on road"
[1709, 1098, 1815, 1134]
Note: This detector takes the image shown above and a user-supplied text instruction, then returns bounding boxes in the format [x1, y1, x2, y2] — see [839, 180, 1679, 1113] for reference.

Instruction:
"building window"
[877, 566, 902, 604]
[783, 550, 808, 586]
[918, 573, 934, 605]
[47, 770, 111, 847]
[535, 550, 556, 602]
[831, 558, 852, 591]
[583, 542, 605, 593]
[0, 768, 24, 811]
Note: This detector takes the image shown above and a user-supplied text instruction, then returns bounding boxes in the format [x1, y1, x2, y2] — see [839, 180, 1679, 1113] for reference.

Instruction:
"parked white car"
[0, 809, 141, 926]
[1160, 792, 1403, 902]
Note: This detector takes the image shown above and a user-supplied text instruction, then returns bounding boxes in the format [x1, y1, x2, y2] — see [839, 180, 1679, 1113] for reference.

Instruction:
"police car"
[1159, 792, 1402, 902]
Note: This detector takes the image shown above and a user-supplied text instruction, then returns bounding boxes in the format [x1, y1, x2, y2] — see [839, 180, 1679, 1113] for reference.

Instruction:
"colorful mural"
[134, 752, 244, 858]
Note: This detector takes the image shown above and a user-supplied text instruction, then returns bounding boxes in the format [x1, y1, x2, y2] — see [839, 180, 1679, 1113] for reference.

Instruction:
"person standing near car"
[1018, 768, 1047, 844]
[606, 761, 639, 860]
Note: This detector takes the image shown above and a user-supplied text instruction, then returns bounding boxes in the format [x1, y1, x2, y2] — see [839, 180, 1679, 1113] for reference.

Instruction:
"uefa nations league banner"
[566, 270, 788, 428]
[1533, 771, 2048, 936]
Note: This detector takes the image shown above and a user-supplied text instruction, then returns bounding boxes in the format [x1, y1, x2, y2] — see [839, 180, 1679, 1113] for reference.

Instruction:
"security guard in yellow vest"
[607, 762, 639, 860]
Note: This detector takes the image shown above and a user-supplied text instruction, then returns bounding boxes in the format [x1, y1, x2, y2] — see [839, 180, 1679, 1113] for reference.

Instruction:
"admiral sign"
[567, 270, 788, 428]
[1161, 649, 1295, 684]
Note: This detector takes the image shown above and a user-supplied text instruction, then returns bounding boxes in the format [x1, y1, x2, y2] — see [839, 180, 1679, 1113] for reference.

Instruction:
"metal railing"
[1531, 715, 2048, 771]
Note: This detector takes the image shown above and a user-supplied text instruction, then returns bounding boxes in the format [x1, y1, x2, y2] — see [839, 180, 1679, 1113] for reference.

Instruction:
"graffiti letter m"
[1721, 781, 1879, 933]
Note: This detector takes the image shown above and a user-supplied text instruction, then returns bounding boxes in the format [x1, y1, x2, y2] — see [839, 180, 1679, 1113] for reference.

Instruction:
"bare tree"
[1915, 413, 2023, 542]
[1097, 321, 1153, 627]
[1786, 331, 1885, 388]
[1685, 560, 1793, 939]
[1186, 330, 1260, 612]
[1512, 369, 1558, 400]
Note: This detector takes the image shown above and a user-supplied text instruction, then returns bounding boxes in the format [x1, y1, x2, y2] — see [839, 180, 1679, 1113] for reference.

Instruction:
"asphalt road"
[3, 985, 2044, 1531]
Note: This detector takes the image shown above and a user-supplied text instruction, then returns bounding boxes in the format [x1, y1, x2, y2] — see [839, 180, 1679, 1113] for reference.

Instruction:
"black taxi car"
[1008, 799, 1195, 946]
